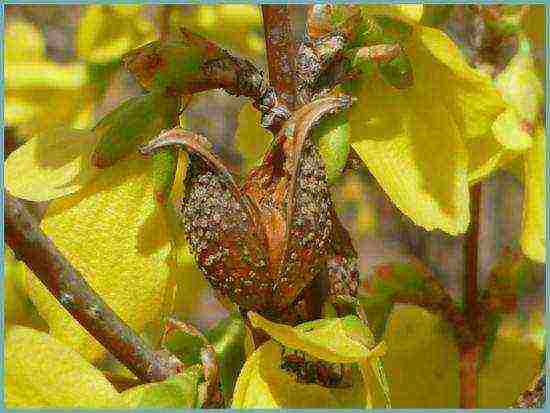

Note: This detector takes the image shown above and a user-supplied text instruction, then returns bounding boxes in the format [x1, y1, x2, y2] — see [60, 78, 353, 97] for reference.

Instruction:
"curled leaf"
[248, 312, 386, 364]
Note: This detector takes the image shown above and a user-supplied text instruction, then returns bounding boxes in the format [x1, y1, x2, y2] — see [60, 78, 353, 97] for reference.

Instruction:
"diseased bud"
[141, 95, 358, 322]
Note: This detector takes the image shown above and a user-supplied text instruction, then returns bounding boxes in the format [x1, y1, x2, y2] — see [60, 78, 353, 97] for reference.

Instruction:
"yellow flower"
[470, 37, 545, 262]
[348, 11, 507, 235]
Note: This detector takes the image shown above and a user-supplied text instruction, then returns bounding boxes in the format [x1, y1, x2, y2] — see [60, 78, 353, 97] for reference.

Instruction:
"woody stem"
[460, 183, 482, 408]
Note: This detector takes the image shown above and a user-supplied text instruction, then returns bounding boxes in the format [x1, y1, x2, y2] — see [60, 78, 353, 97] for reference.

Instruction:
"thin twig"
[4, 192, 184, 383]
[460, 182, 482, 408]
[262, 5, 298, 111]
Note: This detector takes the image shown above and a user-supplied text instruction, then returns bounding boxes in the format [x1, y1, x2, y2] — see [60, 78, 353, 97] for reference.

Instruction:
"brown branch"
[460, 182, 482, 408]
[4, 192, 184, 383]
[262, 5, 298, 111]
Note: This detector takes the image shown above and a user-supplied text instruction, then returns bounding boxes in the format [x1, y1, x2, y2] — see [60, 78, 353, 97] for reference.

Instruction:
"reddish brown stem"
[261, 5, 298, 111]
[460, 183, 482, 408]
[459, 344, 480, 408]
[4, 192, 184, 383]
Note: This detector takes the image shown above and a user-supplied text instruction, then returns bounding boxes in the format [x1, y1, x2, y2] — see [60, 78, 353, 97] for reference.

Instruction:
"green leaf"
[378, 52, 414, 89]
[92, 92, 179, 168]
[5, 128, 99, 202]
[313, 110, 350, 185]
[152, 147, 179, 205]
[5, 326, 119, 408]
[118, 365, 202, 408]
[164, 313, 246, 403]
[206, 313, 246, 402]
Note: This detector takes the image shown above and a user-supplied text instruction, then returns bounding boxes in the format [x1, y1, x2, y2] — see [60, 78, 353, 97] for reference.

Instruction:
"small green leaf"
[152, 147, 179, 205]
[164, 313, 246, 402]
[378, 52, 414, 89]
[92, 92, 179, 168]
[206, 313, 246, 402]
[313, 111, 350, 185]
[118, 365, 202, 408]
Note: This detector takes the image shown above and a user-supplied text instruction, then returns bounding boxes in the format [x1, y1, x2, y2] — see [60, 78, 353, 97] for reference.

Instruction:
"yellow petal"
[494, 37, 544, 123]
[491, 109, 533, 151]
[363, 5, 424, 23]
[351, 97, 470, 235]
[171, 5, 264, 58]
[249, 312, 386, 364]
[77, 5, 156, 64]
[4, 19, 46, 63]
[24, 156, 172, 361]
[416, 26, 506, 140]
[521, 127, 545, 262]
[234, 102, 272, 174]
[6, 62, 86, 90]
[232, 341, 369, 408]
[5, 88, 94, 136]
[5, 326, 119, 408]
[4, 251, 48, 331]
[5, 128, 99, 202]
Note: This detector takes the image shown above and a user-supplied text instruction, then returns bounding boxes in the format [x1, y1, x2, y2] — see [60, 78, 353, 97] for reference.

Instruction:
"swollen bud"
[91, 91, 179, 168]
